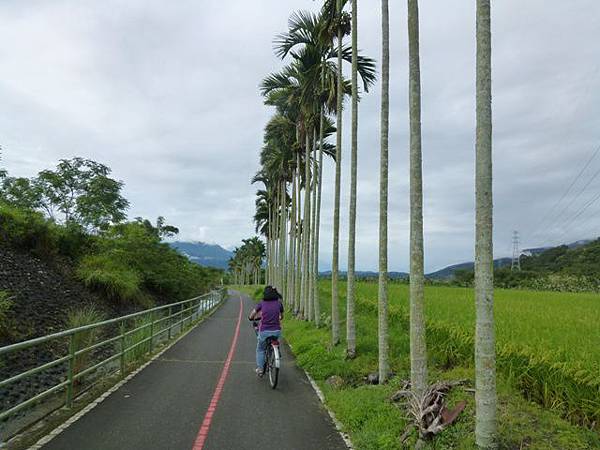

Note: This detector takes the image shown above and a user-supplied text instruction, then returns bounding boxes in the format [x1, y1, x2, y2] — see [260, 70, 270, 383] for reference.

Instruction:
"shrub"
[77, 254, 142, 302]
[0, 203, 58, 256]
[83, 222, 221, 302]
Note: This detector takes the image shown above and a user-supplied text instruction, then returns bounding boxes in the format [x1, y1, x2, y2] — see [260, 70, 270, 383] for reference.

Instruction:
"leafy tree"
[134, 216, 180, 239]
[269, 2, 374, 336]
[1, 176, 43, 210]
[228, 237, 266, 285]
[36, 157, 129, 230]
[454, 269, 475, 286]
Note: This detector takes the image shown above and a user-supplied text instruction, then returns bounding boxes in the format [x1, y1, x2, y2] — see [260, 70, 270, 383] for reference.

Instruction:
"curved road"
[38, 291, 347, 450]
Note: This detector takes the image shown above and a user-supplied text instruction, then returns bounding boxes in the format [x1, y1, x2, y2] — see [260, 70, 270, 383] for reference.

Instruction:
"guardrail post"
[149, 311, 155, 353]
[179, 304, 184, 333]
[120, 321, 126, 378]
[65, 334, 76, 409]
[168, 306, 173, 339]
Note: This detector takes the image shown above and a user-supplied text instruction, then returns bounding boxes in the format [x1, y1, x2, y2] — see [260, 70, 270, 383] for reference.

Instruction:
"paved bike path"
[41, 291, 346, 450]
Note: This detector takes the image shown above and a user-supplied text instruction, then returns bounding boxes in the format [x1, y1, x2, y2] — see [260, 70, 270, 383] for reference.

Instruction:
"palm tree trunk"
[288, 168, 298, 308]
[295, 152, 302, 315]
[314, 104, 325, 328]
[475, 1, 497, 447]
[273, 195, 279, 289]
[346, 0, 359, 359]
[309, 130, 318, 322]
[378, 0, 390, 384]
[310, 129, 319, 325]
[408, 0, 428, 399]
[331, 0, 344, 346]
[268, 202, 275, 285]
[302, 131, 312, 320]
[279, 180, 287, 296]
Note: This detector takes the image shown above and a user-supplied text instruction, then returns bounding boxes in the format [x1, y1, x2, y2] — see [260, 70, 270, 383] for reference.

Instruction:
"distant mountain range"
[170, 241, 232, 270]
[427, 239, 594, 280]
[320, 270, 408, 280]
[170, 238, 596, 279]
[426, 258, 512, 280]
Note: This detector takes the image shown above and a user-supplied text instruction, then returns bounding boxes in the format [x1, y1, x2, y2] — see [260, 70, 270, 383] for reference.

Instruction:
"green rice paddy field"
[343, 282, 600, 424]
[361, 282, 600, 372]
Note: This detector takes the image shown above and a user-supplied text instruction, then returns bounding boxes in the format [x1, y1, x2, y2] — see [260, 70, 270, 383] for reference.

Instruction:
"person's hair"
[263, 285, 281, 300]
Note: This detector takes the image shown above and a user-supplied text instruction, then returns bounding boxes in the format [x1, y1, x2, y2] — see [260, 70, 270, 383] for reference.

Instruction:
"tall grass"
[122, 316, 153, 367]
[66, 305, 105, 380]
[340, 281, 600, 427]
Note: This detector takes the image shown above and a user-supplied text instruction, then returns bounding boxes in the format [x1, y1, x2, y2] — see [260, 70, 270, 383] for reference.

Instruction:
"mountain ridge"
[169, 241, 232, 270]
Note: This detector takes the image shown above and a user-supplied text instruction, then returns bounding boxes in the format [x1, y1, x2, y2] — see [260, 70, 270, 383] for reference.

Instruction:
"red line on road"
[191, 295, 244, 450]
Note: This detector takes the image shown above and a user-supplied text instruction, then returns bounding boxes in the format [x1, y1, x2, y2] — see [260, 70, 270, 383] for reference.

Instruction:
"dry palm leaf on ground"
[391, 380, 467, 444]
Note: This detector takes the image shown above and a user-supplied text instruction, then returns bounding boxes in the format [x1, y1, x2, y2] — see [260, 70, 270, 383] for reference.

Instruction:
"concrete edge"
[292, 345, 355, 450]
[25, 298, 227, 450]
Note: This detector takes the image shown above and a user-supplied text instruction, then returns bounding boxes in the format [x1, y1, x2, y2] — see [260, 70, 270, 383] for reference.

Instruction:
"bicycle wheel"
[267, 344, 279, 389]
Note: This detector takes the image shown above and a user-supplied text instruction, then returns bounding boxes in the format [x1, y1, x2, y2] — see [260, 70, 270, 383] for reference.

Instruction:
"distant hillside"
[426, 258, 512, 280]
[521, 238, 600, 277]
[427, 238, 598, 280]
[320, 270, 408, 280]
[170, 241, 232, 270]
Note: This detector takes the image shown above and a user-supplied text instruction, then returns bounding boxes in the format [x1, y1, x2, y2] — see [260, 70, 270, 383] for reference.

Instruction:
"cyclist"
[248, 286, 283, 377]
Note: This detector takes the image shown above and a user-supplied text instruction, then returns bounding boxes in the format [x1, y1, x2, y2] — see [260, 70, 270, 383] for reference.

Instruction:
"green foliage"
[452, 240, 600, 293]
[0, 176, 42, 210]
[66, 305, 105, 378]
[0, 202, 59, 256]
[0, 157, 129, 231]
[36, 157, 129, 229]
[228, 237, 265, 284]
[453, 269, 474, 287]
[78, 222, 221, 303]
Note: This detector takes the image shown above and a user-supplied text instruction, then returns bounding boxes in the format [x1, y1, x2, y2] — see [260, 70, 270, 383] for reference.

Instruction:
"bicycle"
[251, 320, 281, 389]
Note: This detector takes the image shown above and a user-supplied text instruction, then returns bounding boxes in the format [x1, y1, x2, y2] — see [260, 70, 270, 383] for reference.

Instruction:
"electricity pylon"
[511, 230, 521, 271]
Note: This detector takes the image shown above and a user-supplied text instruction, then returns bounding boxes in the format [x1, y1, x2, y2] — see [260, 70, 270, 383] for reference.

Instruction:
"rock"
[325, 375, 344, 389]
[366, 372, 379, 384]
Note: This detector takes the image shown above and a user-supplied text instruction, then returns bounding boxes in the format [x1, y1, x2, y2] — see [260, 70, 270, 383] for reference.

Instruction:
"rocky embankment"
[0, 246, 141, 424]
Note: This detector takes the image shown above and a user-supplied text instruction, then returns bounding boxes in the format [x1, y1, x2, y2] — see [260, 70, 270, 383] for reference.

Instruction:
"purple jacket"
[255, 299, 283, 332]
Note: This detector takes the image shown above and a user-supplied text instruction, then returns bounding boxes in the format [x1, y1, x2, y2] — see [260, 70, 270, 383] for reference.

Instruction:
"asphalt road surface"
[40, 291, 347, 450]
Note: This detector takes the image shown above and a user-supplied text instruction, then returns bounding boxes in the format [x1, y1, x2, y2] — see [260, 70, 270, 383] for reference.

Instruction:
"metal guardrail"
[0, 287, 227, 427]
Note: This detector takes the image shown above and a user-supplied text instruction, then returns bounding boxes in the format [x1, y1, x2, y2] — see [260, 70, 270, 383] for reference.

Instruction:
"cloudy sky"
[1, 1, 599, 272]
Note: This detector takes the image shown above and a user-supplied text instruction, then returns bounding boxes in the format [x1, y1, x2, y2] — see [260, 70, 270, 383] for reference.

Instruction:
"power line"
[553, 189, 600, 245]
[537, 169, 600, 245]
[529, 144, 600, 242]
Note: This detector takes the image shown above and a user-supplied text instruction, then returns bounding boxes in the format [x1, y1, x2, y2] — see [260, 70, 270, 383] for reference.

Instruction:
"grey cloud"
[1, 0, 599, 272]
